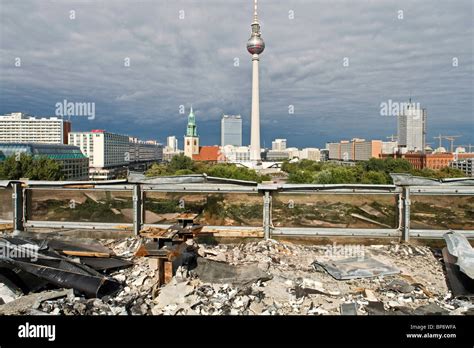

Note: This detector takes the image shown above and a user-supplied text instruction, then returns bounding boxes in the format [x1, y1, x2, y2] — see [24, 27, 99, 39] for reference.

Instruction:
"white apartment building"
[166, 136, 178, 152]
[220, 145, 250, 162]
[299, 148, 321, 161]
[382, 141, 398, 154]
[70, 130, 164, 180]
[70, 130, 129, 168]
[0, 112, 71, 144]
[272, 139, 287, 151]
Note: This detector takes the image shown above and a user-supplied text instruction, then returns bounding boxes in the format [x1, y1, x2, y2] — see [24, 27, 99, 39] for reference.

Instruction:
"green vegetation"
[32, 194, 133, 223]
[282, 158, 466, 184]
[145, 154, 270, 182]
[0, 154, 63, 180]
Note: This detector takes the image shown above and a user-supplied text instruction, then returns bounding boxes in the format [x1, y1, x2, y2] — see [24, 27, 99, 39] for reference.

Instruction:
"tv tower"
[247, 0, 265, 163]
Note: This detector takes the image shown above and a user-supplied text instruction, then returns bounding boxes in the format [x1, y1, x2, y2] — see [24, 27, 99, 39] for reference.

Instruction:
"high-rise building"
[247, 0, 265, 163]
[299, 148, 321, 161]
[128, 138, 163, 164]
[166, 136, 178, 152]
[184, 107, 199, 159]
[69, 130, 129, 168]
[0, 112, 71, 144]
[221, 115, 242, 146]
[69, 130, 162, 180]
[327, 139, 383, 161]
[397, 101, 427, 152]
[327, 142, 341, 160]
[353, 140, 382, 161]
[272, 139, 287, 151]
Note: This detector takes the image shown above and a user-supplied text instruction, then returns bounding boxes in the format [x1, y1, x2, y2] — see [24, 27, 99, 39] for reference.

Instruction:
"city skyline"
[0, 0, 472, 149]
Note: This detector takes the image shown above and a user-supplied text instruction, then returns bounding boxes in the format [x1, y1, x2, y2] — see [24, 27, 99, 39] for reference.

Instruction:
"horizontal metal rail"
[272, 227, 401, 238]
[0, 181, 473, 241]
[24, 221, 133, 230]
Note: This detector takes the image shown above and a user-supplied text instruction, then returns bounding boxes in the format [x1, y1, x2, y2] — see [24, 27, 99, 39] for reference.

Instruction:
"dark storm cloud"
[0, 0, 472, 148]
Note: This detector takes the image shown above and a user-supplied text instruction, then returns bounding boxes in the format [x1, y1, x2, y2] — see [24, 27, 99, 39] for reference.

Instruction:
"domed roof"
[247, 35, 265, 55]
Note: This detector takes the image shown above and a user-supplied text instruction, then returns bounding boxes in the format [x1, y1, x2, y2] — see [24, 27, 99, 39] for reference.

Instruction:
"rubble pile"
[1, 234, 473, 316]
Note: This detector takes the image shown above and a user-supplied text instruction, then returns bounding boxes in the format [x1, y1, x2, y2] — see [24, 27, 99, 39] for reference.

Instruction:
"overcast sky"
[0, 0, 473, 149]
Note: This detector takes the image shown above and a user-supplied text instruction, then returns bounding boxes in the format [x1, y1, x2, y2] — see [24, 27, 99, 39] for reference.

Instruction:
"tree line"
[145, 154, 271, 182]
[0, 154, 63, 180]
[282, 158, 465, 184]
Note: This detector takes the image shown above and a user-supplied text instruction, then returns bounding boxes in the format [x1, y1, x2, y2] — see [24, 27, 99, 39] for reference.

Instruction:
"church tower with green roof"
[184, 107, 200, 158]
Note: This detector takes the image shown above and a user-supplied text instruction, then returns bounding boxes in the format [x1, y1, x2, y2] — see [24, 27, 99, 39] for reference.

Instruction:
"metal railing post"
[12, 183, 24, 232]
[402, 186, 411, 242]
[263, 190, 271, 239]
[133, 184, 142, 235]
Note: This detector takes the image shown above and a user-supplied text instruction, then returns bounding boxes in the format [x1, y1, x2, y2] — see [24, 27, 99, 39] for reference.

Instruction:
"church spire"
[186, 106, 197, 137]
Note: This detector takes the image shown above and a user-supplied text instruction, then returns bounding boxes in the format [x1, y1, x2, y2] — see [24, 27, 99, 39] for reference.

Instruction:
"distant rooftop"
[0, 143, 86, 160]
[0, 112, 66, 121]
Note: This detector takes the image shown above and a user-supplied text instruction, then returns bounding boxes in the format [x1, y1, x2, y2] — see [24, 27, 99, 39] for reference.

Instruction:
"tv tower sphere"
[246, 1, 265, 55]
[247, 34, 265, 55]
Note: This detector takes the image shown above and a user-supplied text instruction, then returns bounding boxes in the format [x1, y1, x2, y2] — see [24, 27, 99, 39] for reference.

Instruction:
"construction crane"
[386, 135, 398, 142]
[433, 134, 444, 149]
[443, 135, 462, 153]
[432, 134, 462, 152]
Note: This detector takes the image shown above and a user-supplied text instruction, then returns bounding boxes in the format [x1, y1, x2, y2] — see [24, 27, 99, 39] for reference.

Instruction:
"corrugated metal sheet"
[391, 173, 474, 186]
[444, 231, 474, 279]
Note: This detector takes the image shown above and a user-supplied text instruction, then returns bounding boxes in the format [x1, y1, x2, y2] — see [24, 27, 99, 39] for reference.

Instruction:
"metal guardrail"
[0, 177, 473, 240]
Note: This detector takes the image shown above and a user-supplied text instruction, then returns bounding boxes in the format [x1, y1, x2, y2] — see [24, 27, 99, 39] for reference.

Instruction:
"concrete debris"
[0, 289, 72, 315]
[363, 289, 378, 302]
[384, 279, 415, 294]
[0, 283, 19, 304]
[192, 257, 272, 286]
[340, 302, 358, 315]
[0, 235, 469, 316]
[313, 256, 400, 280]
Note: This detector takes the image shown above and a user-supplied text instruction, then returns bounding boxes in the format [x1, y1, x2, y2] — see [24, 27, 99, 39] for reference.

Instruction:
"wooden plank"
[176, 213, 198, 220]
[157, 258, 165, 286]
[198, 228, 263, 238]
[61, 250, 110, 258]
[164, 261, 173, 284]
[0, 223, 13, 231]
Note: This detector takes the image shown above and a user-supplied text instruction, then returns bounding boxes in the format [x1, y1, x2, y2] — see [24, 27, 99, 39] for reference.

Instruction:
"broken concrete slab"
[384, 279, 415, 294]
[153, 280, 195, 310]
[0, 289, 71, 315]
[0, 283, 18, 304]
[413, 303, 449, 315]
[312, 256, 400, 280]
[364, 301, 387, 315]
[363, 289, 378, 302]
[192, 257, 272, 286]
